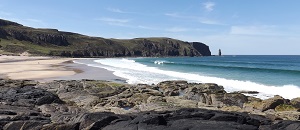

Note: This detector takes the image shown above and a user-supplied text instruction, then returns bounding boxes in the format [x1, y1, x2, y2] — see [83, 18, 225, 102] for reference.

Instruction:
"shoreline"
[42, 59, 127, 83]
[1, 55, 299, 100]
[0, 55, 127, 83]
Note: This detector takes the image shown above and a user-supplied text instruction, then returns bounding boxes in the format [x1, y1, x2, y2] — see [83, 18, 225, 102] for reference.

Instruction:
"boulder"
[38, 103, 86, 123]
[244, 95, 286, 112]
[37, 80, 127, 109]
[291, 97, 300, 109]
[0, 85, 63, 107]
[157, 81, 188, 95]
[260, 95, 286, 111]
[184, 86, 247, 107]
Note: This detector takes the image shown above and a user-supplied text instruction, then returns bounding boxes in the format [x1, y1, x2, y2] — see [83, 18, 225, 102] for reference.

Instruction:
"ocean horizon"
[74, 55, 300, 99]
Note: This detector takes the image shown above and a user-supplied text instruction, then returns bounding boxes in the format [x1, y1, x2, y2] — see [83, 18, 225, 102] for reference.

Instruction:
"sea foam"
[91, 58, 300, 99]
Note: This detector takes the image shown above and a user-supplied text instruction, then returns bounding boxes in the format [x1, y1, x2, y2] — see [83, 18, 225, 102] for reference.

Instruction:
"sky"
[0, 0, 300, 55]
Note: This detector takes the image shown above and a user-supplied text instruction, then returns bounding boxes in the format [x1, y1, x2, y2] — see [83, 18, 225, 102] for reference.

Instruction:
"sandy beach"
[0, 55, 125, 82]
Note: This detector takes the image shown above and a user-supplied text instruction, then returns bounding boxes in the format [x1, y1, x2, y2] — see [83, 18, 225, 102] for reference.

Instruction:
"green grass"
[0, 38, 70, 55]
[275, 104, 298, 112]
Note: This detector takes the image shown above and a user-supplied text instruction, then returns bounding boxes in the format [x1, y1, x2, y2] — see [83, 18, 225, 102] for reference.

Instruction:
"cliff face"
[0, 19, 211, 57]
[190, 42, 211, 56]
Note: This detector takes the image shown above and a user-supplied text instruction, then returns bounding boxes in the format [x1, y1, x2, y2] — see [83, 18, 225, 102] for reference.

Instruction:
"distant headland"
[0, 19, 211, 57]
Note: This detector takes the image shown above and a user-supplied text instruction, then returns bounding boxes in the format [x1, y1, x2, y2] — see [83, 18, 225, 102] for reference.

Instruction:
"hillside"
[0, 19, 211, 57]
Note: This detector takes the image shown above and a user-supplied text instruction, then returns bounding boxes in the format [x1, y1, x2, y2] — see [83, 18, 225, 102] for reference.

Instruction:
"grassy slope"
[0, 19, 210, 57]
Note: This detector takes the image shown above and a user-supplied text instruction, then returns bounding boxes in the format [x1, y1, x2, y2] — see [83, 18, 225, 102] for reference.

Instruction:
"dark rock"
[232, 90, 259, 94]
[167, 119, 258, 130]
[0, 79, 299, 130]
[209, 113, 241, 122]
[41, 122, 80, 130]
[0, 111, 17, 115]
[87, 116, 119, 130]
[0, 19, 22, 26]
[190, 42, 211, 56]
[268, 120, 300, 130]
[69, 112, 124, 129]
[3, 121, 46, 130]
[130, 114, 167, 125]
[0, 85, 62, 107]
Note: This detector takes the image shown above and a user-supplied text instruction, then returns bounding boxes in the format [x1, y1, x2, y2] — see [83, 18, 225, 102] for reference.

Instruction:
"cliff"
[0, 19, 211, 57]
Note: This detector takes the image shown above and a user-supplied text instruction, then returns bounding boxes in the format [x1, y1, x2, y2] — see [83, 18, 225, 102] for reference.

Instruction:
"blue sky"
[0, 0, 300, 55]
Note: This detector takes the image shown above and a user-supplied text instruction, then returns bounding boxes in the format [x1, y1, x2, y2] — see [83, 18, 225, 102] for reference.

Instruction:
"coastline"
[0, 55, 299, 129]
[1, 55, 299, 100]
[0, 55, 126, 83]
[43, 59, 127, 83]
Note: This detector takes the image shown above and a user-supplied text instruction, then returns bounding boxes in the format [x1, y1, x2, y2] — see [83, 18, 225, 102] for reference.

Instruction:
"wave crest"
[154, 60, 174, 65]
[90, 58, 300, 99]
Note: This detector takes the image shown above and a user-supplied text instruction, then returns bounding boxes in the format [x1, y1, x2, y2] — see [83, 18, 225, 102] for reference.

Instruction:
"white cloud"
[96, 17, 131, 27]
[203, 2, 215, 12]
[97, 17, 130, 23]
[199, 18, 225, 25]
[166, 27, 188, 32]
[165, 12, 225, 25]
[24, 18, 47, 27]
[106, 8, 131, 14]
[138, 25, 158, 30]
[165, 13, 197, 19]
[26, 19, 43, 23]
[230, 25, 279, 36]
[165, 13, 181, 18]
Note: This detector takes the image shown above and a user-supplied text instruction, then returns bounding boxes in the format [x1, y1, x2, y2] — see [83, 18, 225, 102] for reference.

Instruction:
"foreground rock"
[0, 79, 300, 130]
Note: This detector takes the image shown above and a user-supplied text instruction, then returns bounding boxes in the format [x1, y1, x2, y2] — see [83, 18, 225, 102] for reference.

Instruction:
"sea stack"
[218, 49, 222, 56]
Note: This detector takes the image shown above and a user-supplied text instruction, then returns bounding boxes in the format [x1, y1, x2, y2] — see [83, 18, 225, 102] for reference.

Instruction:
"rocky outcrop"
[158, 81, 248, 108]
[3, 28, 69, 46]
[243, 95, 288, 112]
[0, 19, 22, 26]
[291, 97, 300, 109]
[1, 79, 300, 129]
[0, 19, 211, 57]
[190, 42, 211, 56]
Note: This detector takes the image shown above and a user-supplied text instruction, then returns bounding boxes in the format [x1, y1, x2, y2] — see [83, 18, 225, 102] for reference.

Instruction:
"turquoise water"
[134, 55, 300, 87]
[75, 55, 300, 99]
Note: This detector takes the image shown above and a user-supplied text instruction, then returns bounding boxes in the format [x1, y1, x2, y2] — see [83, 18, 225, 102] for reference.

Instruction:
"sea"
[74, 55, 300, 99]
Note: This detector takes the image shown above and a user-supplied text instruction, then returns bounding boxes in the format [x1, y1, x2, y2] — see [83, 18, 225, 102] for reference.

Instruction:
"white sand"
[0, 56, 76, 80]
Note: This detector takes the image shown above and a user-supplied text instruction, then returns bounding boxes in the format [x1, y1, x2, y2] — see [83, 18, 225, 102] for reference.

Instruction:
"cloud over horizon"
[203, 2, 215, 12]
